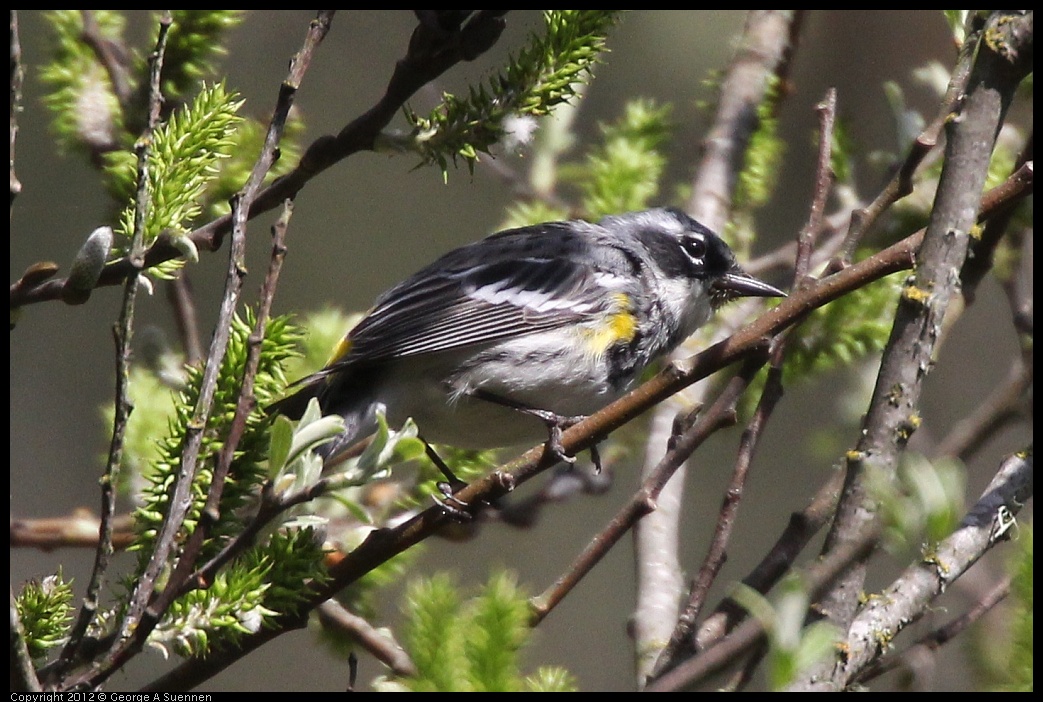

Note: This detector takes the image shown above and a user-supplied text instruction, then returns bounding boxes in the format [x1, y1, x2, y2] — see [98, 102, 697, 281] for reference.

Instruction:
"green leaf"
[574, 98, 672, 216]
[868, 453, 966, 554]
[733, 578, 840, 690]
[403, 574, 467, 692]
[464, 571, 530, 692]
[283, 401, 345, 470]
[396, 570, 574, 691]
[15, 570, 75, 661]
[267, 414, 294, 477]
[108, 82, 244, 277]
[942, 10, 971, 45]
[405, 11, 619, 178]
[159, 11, 244, 101]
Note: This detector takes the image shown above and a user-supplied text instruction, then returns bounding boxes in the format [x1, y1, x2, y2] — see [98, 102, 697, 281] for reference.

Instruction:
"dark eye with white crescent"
[680, 234, 706, 262]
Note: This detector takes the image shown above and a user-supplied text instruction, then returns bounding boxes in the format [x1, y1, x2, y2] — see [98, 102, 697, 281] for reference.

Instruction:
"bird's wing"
[310, 221, 636, 368]
[340, 251, 616, 364]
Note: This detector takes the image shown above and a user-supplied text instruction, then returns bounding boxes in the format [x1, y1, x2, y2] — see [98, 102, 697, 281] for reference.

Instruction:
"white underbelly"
[374, 336, 623, 449]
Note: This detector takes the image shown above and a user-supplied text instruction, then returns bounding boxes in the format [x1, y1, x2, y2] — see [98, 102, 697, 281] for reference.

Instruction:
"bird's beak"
[713, 267, 787, 299]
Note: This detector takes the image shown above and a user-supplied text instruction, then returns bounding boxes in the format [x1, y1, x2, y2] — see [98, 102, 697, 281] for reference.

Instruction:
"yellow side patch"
[327, 337, 354, 365]
[582, 293, 637, 356]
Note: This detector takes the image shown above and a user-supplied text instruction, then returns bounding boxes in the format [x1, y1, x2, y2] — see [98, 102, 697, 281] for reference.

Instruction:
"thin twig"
[10, 10, 24, 211]
[166, 274, 203, 364]
[530, 356, 765, 626]
[959, 134, 1034, 302]
[52, 13, 170, 684]
[153, 201, 294, 616]
[997, 209, 1034, 341]
[746, 207, 849, 277]
[144, 5, 321, 615]
[652, 88, 839, 681]
[693, 469, 844, 649]
[316, 600, 417, 678]
[634, 11, 802, 683]
[826, 27, 979, 271]
[793, 88, 836, 284]
[109, 16, 194, 645]
[644, 356, 774, 679]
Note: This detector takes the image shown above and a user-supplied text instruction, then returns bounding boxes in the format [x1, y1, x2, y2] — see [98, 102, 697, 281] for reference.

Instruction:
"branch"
[79, 10, 132, 107]
[166, 274, 203, 364]
[802, 18, 1034, 683]
[529, 356, 765, 626]
[316, 600, 417, 678]
[9, 11, 509, 311]
[788, 450, 1032, 690]
[10, 10, 23, 211]
[53, 13, 170, 683]
[854, 576, 1011, 685]
[10, 512, 136, 550]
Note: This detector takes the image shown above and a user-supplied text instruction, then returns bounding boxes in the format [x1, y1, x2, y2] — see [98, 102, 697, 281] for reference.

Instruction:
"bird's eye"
[681, 235, 706, 261]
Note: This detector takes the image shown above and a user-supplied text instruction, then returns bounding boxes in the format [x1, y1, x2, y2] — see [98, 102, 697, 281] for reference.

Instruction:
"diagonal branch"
[9, 11, 510, 311]
[791, 450, 1032, 690]
[647, 449, 1031, 692]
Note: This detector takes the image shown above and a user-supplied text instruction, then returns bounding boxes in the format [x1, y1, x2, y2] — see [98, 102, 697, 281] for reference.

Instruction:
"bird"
[270, 207, 785, 470]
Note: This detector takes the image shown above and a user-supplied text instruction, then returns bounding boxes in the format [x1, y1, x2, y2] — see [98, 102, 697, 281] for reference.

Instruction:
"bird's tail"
[266, 374, 324, 420]
[267, 372, 375, 460]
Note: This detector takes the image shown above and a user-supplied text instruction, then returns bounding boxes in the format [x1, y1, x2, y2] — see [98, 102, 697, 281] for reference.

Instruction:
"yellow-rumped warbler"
[272, 207, 785, 462]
